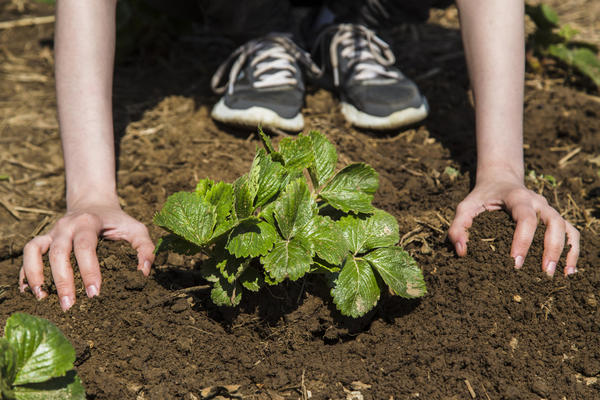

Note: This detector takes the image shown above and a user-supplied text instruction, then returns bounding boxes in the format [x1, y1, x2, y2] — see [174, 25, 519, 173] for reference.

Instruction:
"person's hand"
[19, 201, 155, 311]
[448, 174, 580, 277]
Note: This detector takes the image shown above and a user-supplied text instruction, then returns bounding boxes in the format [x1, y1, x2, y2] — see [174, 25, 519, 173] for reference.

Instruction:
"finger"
[448, 199, 485, 256]
[48, 236, 76, 311]
[563, 221, 580, 276]
[539, 207, 566, 277]
[73, 229, 101, 298]
[125, 223, 155, 276]
[509, 204, 538, 269]
[21, 235, 52, 299]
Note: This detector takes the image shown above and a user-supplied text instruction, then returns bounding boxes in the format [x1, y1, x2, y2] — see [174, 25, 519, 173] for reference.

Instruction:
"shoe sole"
[211, 98, 304, 131]
[341, 97, 429, 130]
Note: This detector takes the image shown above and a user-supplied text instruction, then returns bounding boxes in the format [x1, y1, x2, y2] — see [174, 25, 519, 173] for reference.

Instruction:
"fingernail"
[514, 255, 524, 269]
[566, 266, 577, 276]
[86, 285, 98, 298]
[456, 242, 464, 255]
[545, 261, 556, 277]
[143, 260, 151, 274]
[32, 286, 44, 300]
[60, 296, 73, 312]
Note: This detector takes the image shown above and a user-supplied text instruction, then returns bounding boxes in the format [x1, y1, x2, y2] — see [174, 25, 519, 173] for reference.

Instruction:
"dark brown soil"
[1, 2, 599, 399]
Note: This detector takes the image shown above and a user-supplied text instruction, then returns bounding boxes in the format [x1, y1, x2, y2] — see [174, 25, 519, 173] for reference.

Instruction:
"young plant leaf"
[210, 277, 242, 306]
[250, 149, 286, 208]
[261, 237, 313, 282]
[257, 126, 276, 154]
[361, 209, 400, 251]
[526, 4, 559, 29]
[154, 192, 216, 247]
[202, 181, 236, 237]
[319, 163, 378, 213]
[233, 175, 255, 219]
[279, 135, 314, 173]
[0, 338, 17, 399]
[331, 257, 380, 318]
[299, 215, 346, 265]
[5, 313, 75, 386]
[13, 370, 85, 400]
[337, 209, 399, 254]
[308, 131, 337, 188]
[239, 266, 264, 292]
[364, 247, 426, 298]
[273, 179, 316, 240]
[226, 218, 277, 258]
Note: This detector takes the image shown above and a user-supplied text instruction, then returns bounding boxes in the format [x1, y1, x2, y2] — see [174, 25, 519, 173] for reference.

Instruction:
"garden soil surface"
[1, 2, 599, 399]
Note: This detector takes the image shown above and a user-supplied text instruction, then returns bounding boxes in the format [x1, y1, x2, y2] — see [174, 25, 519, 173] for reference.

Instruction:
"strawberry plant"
[154, 130, 426, 317]
[0, 313, 85, 399]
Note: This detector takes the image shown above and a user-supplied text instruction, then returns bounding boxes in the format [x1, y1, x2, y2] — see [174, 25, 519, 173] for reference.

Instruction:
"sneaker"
[312, 23, 428, 130]
[211, 33, 320, 131]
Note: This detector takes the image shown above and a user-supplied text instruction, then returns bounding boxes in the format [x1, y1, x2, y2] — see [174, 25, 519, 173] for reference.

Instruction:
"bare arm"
[448, 0, 579, 276]
[20, 0, 155, 311]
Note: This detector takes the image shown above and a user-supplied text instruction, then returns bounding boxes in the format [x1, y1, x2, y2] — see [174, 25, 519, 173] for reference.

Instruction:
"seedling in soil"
[0, 313, 85, 399]
[155, 130, 426, 317]
[526, 3, 600, 88]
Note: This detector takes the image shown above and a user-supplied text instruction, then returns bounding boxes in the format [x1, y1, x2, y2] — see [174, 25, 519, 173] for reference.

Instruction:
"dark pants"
[198, 0, 453, 41]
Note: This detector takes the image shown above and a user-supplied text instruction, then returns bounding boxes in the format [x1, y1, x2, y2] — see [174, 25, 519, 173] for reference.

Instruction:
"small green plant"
[0, 175, 8, 181]
[154, 130, 426, 318]
[526, 3, 600, 88]
[0, 313, 85, 400]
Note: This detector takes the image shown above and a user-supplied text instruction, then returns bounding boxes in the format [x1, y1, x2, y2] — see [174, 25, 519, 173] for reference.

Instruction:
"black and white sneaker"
[313, 23, 428, 130]
[211, 33, 320, 131]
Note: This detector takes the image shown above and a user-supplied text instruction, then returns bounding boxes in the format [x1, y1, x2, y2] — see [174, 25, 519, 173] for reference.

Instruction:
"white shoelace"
[211, 35, 321, 95]
[315, 24, 400, 87]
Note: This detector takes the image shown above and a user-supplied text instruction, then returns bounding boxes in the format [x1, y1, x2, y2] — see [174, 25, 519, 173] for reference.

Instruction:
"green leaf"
[299, 215, 346, 265]
[154, 234, 202, 255]
[279, 135, 314, 173]
[13, 371, 85, 400]
[526, 4, 559, 29]
[154, 192, 216, 247]
[274, 179, 316, 240]
[226, 219, 277, 258]
[443, 166, 460, 179]
[261, 237, 313, 282]
[5, 313, 75, 385]
[337, 209, 399, 254]
[258, 126, 276, 154]
[311, 260, 341, 274]
[548, 45, 600, 87]
[203, 181, 236, 237]
[0, 339, 17, 399]
[239, 266, 264, 292]
[250, 149, 286, 208]
[308, 131, 337, 188]
[210, 277, 242, 306]
[331, 257, 380, 318]
[557, 24, 579, 41]
[195, 178, 214, 197]
[571, 48, 600, 87]
[319, 163, 378, 213]
[364, 247, 426, 298]
[0, 175, 9, 181]
[233, 175, 255, 219]
[362, 209, 400, 251]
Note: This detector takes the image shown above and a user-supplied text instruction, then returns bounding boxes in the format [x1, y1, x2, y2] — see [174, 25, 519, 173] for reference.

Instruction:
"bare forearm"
[55, 0, 118, 207]
[456, 0, 525, 182]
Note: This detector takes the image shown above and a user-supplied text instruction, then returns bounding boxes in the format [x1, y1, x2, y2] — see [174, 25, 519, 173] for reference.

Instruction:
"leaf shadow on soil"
[152, 262, 421, 343]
